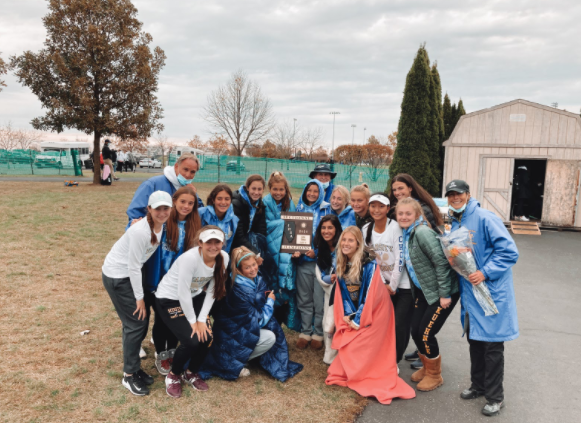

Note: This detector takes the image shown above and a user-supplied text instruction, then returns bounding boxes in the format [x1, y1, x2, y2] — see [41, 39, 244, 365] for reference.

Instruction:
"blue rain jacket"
[331, 205, 357, 230]
[198, 205, 239, 253]
[450, 197, 520, 342]
[199, 275, 303, 382]
[296, 179, 332, 263]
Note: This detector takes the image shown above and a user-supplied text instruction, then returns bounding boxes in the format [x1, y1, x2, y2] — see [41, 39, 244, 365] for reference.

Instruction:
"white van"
[38, 141, 92, 168]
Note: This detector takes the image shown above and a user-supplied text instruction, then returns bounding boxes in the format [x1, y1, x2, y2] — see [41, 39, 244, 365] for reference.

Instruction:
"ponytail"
[364, 220, 374, 247]
[146, 212, 157, 245]
[212, 252, 227, 300]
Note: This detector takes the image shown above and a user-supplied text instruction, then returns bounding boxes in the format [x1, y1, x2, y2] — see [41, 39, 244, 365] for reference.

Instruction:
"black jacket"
[231, 188, 267, 254]
[102, 144, 112, 161]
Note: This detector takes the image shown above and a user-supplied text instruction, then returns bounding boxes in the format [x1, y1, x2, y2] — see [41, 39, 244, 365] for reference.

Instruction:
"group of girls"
[102, 165, 519, 417]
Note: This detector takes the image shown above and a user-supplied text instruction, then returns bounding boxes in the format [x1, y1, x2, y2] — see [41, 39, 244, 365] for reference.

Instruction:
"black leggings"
[144, 291, 178, 354]
[155, 293, 213, 375]
[410, 290, 459, 359]
[391, 288, 414, 363]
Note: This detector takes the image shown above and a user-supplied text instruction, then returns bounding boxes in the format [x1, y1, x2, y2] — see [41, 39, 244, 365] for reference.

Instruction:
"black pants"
[156, 294, 213, 375]
[411, 290, 459, 358]
[391, 288, 414, 363]
[143, 291, 178, 354]
[468, 332, 505, 402]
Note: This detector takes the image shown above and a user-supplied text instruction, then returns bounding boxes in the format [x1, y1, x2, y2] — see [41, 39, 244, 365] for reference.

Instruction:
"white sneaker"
[239, 368, 251, 377]
[520, 216, 530, 222]
[397, 365, 400, 375]
[139, 347, 147, 359]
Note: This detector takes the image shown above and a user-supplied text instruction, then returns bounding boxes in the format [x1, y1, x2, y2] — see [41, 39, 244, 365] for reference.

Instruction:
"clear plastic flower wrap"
[439, 227, 499, 316]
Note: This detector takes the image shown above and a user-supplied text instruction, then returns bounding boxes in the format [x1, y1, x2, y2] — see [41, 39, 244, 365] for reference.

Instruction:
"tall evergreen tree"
[388, 45, 439, 195]
[455, 99, 466, 125]
[442, 94, 453, 140]
[430, 63, 444, 190]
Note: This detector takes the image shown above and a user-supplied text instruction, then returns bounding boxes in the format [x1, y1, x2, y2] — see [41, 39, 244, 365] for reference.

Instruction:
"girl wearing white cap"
[154, 226, 229, 398]
[102, 190, 173, 396]
[361, 192, 412, 366]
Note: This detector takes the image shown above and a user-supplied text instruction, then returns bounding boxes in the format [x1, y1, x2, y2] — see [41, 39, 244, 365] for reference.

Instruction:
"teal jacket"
[405, 224, 458, 305]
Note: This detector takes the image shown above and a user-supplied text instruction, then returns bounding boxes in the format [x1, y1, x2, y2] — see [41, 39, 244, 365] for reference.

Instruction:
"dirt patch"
[0, 181, 366, 423]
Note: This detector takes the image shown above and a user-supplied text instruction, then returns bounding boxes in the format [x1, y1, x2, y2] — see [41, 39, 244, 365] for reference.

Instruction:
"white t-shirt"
[362, 219, 410, 290]
[155, 247, 230, 324]
[102, 218, 162, 301]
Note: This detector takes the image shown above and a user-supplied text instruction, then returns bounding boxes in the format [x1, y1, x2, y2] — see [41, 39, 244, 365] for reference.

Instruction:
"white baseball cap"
[199, 228, 225, 243]
[369, 194, 390, 206]
[148, 191, 173, 209]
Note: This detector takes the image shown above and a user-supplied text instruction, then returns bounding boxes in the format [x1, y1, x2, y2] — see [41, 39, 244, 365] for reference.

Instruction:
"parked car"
[226, 161, 245, 172]
[139, 158, 162, 168]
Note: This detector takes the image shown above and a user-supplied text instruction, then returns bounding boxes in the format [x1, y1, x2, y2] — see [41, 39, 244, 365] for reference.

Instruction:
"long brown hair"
[166, 185, 201, 252]
[267, 171, 292, 211]
[194, 226, 228, 300]
[146, 211, 158, 245]
[207, 184, 233, 207]
[244, 174, 266, 215]
[388, 173, 443, 226]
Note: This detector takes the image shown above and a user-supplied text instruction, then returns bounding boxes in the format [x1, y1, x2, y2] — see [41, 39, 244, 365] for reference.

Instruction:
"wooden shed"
[442, 99, 581, 228]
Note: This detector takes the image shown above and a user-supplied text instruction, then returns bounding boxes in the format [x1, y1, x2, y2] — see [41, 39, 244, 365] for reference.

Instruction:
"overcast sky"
[1, 0, 580, 148]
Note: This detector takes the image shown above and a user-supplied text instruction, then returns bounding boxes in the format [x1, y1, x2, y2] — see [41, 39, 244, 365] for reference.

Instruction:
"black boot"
[405, 350, 419, 361]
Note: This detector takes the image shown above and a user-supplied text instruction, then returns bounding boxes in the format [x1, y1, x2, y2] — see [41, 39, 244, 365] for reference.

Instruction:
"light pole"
[329, 112, 340, 163]
[351, 124, 357, 146]
[363, 127, 367, 144]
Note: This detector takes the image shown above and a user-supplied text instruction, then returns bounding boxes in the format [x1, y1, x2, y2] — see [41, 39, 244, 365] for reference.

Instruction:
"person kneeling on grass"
[102, 191, 173, 396]
[199, 247, 303, 382]
[154, 226, 229, 398]
[325, 226, 416, 404]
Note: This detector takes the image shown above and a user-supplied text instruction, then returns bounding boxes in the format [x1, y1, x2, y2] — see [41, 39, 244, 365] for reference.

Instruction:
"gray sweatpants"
[296, 260, 325, 337]
[102, 273, 149, 374]
[248, 329, 276, 360]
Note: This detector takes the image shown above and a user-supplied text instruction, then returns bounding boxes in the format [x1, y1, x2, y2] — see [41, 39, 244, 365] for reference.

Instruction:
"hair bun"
[362, 183, 369, 189]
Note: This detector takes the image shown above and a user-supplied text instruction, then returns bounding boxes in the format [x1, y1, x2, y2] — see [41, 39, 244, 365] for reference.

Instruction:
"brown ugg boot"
[410, 353, 426, 383]
[296, 335, 311, 350]
[311, 334, 324, 350]
[417, 355, 444, 392]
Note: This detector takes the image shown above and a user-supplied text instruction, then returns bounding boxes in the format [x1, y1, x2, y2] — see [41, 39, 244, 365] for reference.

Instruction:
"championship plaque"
[280, 212, 314, 254]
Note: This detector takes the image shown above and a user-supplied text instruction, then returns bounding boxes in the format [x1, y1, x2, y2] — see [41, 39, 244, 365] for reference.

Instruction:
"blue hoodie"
[198, 205, 239, 253]
[450, 197, 520, 342]
[296, 179, 332, 262]
[331, 205, 356, 230]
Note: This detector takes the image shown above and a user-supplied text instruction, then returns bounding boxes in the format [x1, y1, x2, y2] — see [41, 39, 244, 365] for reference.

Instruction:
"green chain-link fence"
[0, 149, 83, 176]
[169, 154, 389, 192]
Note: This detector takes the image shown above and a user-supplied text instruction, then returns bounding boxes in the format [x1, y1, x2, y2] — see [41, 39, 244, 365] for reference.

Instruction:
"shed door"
[542, 160, 581, 227]
[478, 157, 514, 222]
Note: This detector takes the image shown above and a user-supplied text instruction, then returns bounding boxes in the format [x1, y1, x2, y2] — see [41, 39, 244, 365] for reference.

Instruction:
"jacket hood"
[205, 203, 236, 223]
[163, 166, 180, 191]
[338, 205, 353, 217]
[299, 179, 326, 210]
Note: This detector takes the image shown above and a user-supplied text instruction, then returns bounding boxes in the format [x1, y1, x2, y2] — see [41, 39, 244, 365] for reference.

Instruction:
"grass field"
[0, 181, 366, 423]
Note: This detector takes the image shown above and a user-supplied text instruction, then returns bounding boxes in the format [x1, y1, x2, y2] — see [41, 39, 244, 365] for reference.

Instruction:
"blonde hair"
[176, 152, 200, 170]
[395, 197, 430, 227]
[267, 171, 292, 211]
[336, 226, 365, 284]
[332, 185, 350, 207]
[230, 246, 257, 280]
[351, 184, 370, 200]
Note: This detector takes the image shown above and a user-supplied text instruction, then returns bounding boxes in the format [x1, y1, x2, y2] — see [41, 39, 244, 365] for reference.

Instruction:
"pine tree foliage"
[442, 94, 453, 140]
[429, 63, 444, 189]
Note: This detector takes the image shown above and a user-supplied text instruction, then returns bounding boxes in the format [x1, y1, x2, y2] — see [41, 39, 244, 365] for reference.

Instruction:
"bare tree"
[154, 134, 176, 167]
[0, 122, 17, 150]
[270, 119, 302, 159]
[299, 126, 325, 161]
[203, 70, 275, 156]
[14, 128, 43, 150]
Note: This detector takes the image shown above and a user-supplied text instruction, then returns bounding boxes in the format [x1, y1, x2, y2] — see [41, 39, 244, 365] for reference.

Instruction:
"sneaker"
[482, 401, 505, 416]
[122, 374, 150, 396]
[155, 351, 171, 376]
[181, 370, 209, 391]
[136, 369, 154, 385]
[410, 358, 423, 370]
[521, 216, 530, 222]
[139, 347, 147, 359]
[239, 368, 251, 377]
[165, 372, 182, 398]
[397, 365, 400, 375]
[405, 350, 419, 361]
[461, 387, 484, 400]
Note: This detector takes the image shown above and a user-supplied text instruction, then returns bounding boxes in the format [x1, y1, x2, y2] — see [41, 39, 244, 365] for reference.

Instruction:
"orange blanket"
[325, 267, 416, 404]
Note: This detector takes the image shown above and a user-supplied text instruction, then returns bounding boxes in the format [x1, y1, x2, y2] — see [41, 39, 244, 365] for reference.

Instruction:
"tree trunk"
[93, 132, 101, 185]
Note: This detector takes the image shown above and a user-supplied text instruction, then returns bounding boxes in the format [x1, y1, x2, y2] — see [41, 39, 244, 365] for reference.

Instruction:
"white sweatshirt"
[102, 218, 162, 301]
[155, 247, 230, 324]
[362, 219, 410, 290]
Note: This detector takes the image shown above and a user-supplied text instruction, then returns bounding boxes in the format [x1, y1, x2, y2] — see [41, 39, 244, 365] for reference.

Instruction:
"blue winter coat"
[450, 197, 520, 342]
[323, 181, 335, 203]
[337, 259, 376, 327]
[199, 275, 303, 382]
[198, 205, 239, 253]
[331, 205, 356, 230]
[296, 179, 332, 262]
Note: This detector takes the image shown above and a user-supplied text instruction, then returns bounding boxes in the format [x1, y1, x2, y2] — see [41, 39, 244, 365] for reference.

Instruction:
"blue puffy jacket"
[296, 179, 332, 262]
[199, 275, 303, 382]
[450, 197, 520, 342]
[332, 205, 356, 229]
[198, 205, 239, 253]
